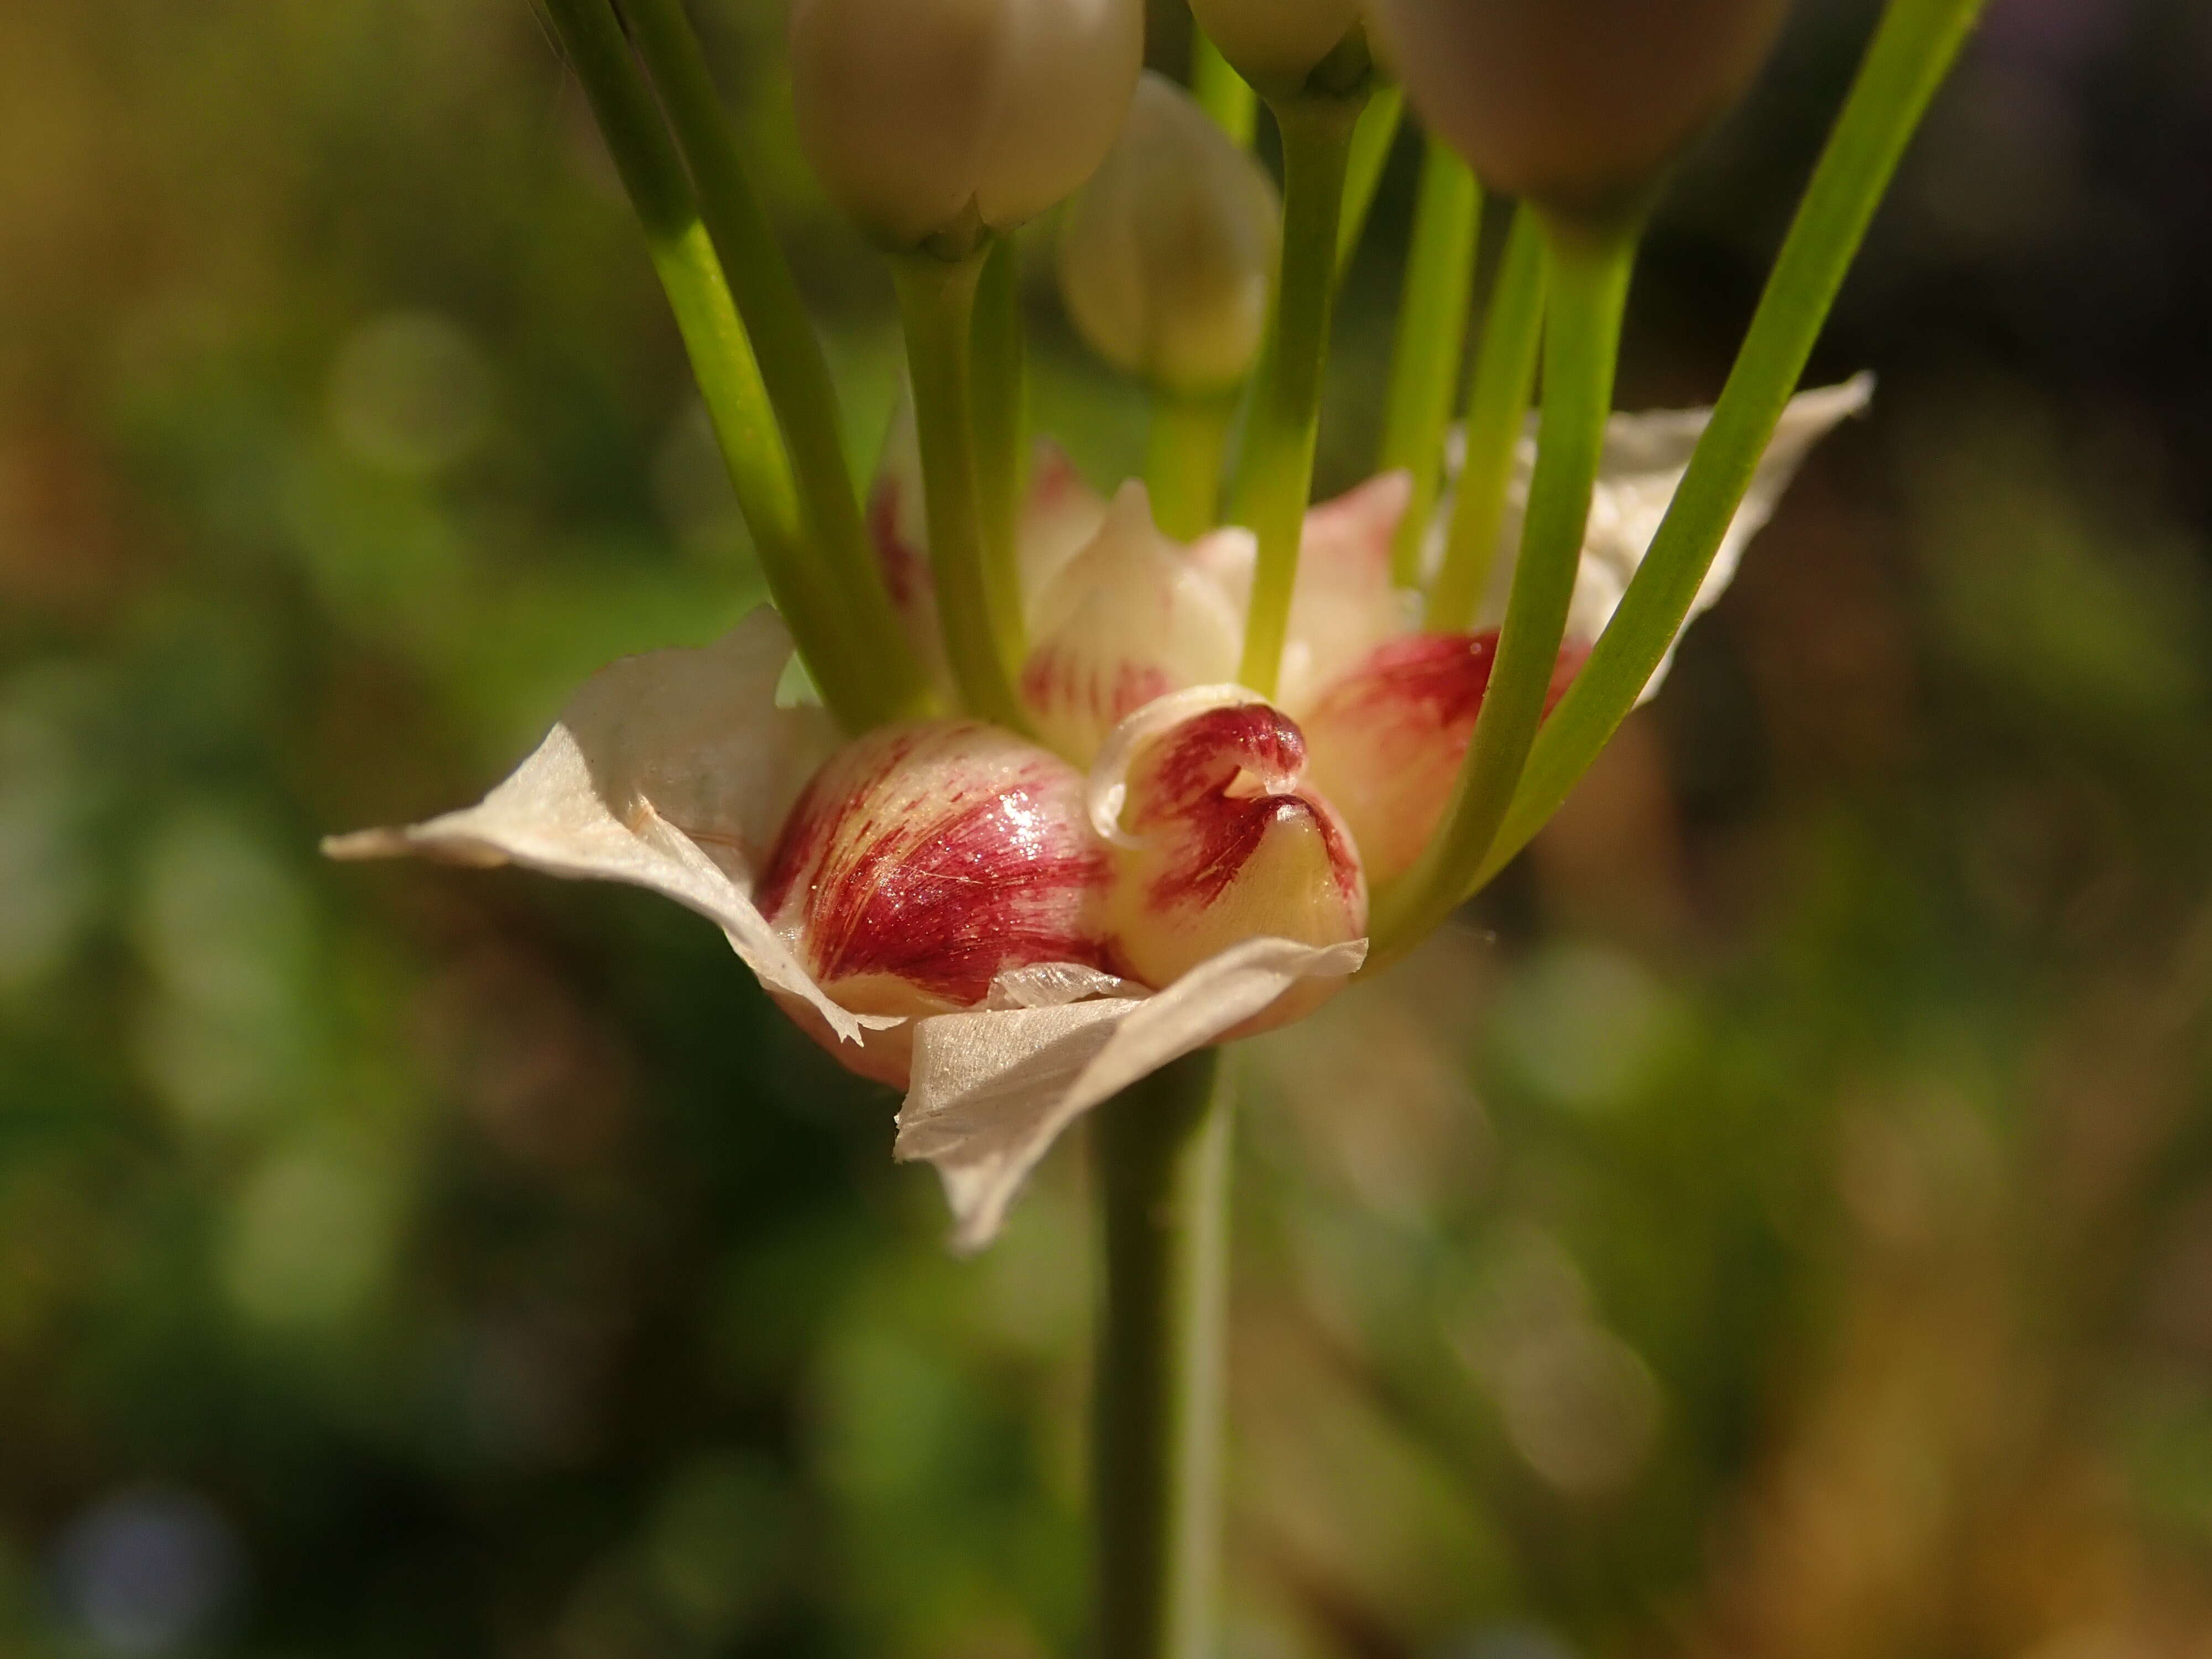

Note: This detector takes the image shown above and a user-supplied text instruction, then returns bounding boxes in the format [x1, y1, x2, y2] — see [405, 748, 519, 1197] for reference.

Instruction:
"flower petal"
[1434, 374, 1874, 699]
[1300, 630, 1587, 885]
[757, 719, 1117, 1028]
[895, 932, 1367, 1251]
[1192, 469, 1419, 714]
[1020, 482, 1245, 764]
[321, 609, 881, 1042]
[1098, 697, 1366, 1021]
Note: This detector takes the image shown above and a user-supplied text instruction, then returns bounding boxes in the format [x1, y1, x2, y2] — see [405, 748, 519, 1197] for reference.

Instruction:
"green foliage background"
[3, 1, 2210, 1655]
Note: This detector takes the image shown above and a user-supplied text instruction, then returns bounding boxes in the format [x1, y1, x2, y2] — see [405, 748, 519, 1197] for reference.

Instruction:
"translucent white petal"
[322, 609, 878, 1044]
[896, 933, 1367, 1250]
[1430, 374, 1874, 700]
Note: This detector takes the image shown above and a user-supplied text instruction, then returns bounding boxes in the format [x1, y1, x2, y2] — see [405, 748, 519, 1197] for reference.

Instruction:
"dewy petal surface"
[1300, 630, 1586, 885]
[1021, 482, 1245, 764]
[1101, 698, 1366, 1030]
[1434, 374, 1874, 698]
[757, 719, 1115, 1040]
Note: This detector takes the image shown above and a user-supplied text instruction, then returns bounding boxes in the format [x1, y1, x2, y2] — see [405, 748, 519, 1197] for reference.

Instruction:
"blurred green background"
[4, 1, 2211, 1655]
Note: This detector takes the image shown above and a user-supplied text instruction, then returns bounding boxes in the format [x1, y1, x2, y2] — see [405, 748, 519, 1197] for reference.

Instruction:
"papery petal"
[757, 720, 1116, 1065]
[322, 609, 877, 1042]
[1098, 698, 1366, 1027]
[870, 409, 1108, 692]
[896, 932, 1366, 1251]
[1193, 470, 1418, 715]
[1300, 630, 1586, 885]
[1020, 482, 1245, 764]
[1434, 375, 1873, 700]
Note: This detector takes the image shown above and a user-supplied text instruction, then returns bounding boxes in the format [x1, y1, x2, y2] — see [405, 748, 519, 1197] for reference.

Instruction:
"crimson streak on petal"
[1301, 629, 1588, 885]
[760, 721, 1115, 1011]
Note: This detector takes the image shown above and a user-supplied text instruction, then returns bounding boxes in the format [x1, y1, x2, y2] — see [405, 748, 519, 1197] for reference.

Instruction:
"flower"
[789, 0, 1146, 252]
[328, 377, 1868, 1249]
[1058, 72, 1282, 398]
[1188, 0, 1366, 93]
[1367, 0, 1792, 217]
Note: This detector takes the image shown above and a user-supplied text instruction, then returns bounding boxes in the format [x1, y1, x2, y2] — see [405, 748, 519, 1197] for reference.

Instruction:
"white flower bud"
[1188, 0, 1366, 92]
[1367, 0, 1788, 216]
[1057, 72, 1281, 395]
[790, 0, 1146, 251]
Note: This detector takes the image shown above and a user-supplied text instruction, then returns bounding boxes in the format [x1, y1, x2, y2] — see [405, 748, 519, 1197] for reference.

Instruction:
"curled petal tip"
[1104, 698, 1366, 1022]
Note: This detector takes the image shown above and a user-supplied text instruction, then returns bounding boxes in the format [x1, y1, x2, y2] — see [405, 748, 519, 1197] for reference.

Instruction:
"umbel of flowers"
[330, 0, 1985, 1650]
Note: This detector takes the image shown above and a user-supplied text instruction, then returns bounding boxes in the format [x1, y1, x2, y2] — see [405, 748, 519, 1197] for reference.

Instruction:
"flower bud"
[1300, 632, 1585, 884]
[1100, 699, 1365, 1025]
[1368, 0, 1789, 217]
[790, 0, 1145, 251]
[1190, 0, 1367, 94]
[1057, 72, 1281, 397]
[1021, 482, 1245, 764]
[758, 721, 1115, 1044]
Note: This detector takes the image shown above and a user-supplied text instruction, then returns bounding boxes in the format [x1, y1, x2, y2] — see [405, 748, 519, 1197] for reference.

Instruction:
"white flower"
[790, 0, 1145, 250]
[1058, 72, 1282, 396]
[328, 379, 1867, 1249]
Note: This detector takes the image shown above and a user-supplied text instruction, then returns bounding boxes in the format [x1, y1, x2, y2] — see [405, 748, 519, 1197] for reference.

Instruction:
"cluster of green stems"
[534, 1, 1983, 1652]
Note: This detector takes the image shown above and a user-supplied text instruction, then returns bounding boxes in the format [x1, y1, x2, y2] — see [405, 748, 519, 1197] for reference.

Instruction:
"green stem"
[1373, 222, 1635, 953]
[894, 248, 1031, 732]
[1469, 0, 1987, 895]
[1428, 204, 1547, 629]
[1094, 1048, 1231, 1659]
[541, 0, 868, 727]
[972, 235, 1029, 670]
[1191, 28, 1256, 149]
[1232, 91, 1363, 696]
[1379, 139, 1481, 587]
[1146, 394, 1235, 542]
[622, 0, 928, 728]
[1336, 84, 1405, 276]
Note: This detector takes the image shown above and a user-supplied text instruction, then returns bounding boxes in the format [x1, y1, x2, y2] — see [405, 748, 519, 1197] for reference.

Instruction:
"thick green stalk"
[1336, 84, 1405, 275]
[1232, 92, 1363, 696]
[1373, 223, 1635, 953]
[622, 0, 929, 727]
[1147, 394, 1236, 542]
[972, 235, 1029, 670]
[1094, 1048, 1231, 1659]
[1191, 28, 1256, 149]
[540, 0, 867, 727]
[894, 249, 1031, 732]
[1380, 139, 1481, 587]
[1469, 0, 1988, 894]
[1428, 205, 1547, 629]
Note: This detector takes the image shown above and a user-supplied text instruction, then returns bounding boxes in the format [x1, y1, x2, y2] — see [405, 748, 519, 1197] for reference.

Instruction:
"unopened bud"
[1368, 0, 1789, 218]
[1057, 72, 1282, 396]
[1189, 0, 1368, 95]
[1102, 701, 1365, 1025]
[758, 721, 1114, 1032]
[790, 0, 1145, 252]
